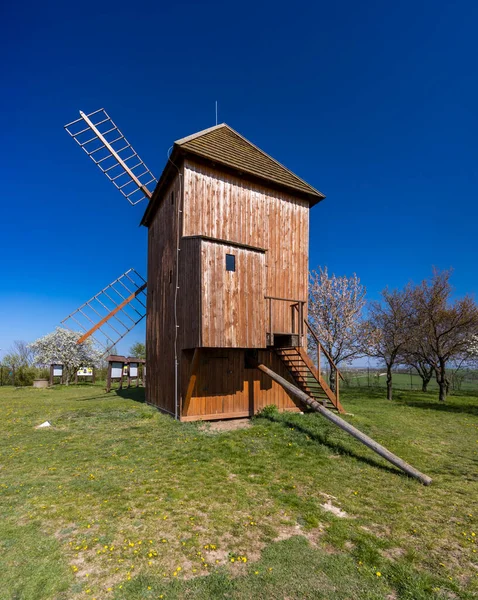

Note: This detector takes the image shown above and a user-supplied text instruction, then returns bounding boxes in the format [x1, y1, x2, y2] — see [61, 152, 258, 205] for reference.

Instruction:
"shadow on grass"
[67, 386, 146, 404]
[115, 387, 146, 403]
[259, 413, 403, 477]
[401, 400, 478, 416]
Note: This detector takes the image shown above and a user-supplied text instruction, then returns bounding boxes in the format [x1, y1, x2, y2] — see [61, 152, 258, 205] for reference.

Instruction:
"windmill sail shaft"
[64, 109, 157, 205]
[77, 283, 147, 344]
[61, 269, 147, 355]
[79, 111, 152, 199]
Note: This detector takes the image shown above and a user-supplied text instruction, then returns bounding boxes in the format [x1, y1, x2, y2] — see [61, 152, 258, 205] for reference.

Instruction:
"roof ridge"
[220, 124, 325, 199]
[175, 123, 324, 200]
[174, 123, 227, 146]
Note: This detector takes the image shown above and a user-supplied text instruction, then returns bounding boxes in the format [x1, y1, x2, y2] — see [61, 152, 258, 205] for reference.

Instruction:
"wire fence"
[334, 367, 478, 393]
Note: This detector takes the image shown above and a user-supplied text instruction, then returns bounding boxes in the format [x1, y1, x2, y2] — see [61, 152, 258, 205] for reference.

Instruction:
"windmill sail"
[64, 109, 157, 206]
[61, 269, 147, 354]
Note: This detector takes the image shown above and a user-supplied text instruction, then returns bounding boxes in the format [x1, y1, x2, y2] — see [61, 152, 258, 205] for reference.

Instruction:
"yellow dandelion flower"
[376, 572, 381, 577]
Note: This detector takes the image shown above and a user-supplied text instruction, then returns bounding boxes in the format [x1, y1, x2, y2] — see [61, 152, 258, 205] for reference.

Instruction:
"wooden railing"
[265, 296, 306, 343]
[304, 320, 344, 408]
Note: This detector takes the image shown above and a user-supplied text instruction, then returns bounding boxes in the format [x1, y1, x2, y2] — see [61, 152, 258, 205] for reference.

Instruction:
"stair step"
[275, 346, 341, 412]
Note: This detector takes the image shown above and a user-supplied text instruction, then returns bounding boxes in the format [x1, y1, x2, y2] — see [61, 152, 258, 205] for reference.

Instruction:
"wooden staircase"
[275, 346, 345, 413]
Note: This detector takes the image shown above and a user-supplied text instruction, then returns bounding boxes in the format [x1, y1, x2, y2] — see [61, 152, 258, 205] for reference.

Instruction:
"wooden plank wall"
[182, 160, 309, 338]
[146, 171, 182, 415]
[178, 237, 202, 349]
[180, 348, 302, 421]
[200, 240, 266, 348]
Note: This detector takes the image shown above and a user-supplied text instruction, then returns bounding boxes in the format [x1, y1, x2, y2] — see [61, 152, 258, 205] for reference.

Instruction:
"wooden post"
[106, 362, 112, 392]
[269, 298, 273, 340]
[183, 349, 200, 417]
[92, 368, 96, 384]
[50, 365, 53, 386]
[12, 365, 15, 387]
[75, 371, 78, 385]
[127, 365, 131, 389]
[253, 360, 432, 486]
[336, 367, 340, 407]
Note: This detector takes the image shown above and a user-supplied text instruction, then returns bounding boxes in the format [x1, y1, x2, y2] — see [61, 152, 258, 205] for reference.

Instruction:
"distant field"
[0, 384, 477, 599]
[340, 370, 478, 393]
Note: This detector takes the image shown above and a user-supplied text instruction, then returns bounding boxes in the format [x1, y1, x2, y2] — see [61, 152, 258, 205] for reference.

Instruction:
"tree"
[308, 267, 367, 392]
[411, 269, 478, 402]
[2, 340, 36, 386]
[364, 286, 413, 400]
[29, 328, 102, 385]
[405, 357, 434, 393]
[129, 342, 146, 360]
[3, 340, 34, 368]
[469, 335, 478, 357]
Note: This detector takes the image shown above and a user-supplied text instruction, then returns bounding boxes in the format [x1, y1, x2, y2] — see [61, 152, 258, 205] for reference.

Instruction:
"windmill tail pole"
[254, 361, 432, 486]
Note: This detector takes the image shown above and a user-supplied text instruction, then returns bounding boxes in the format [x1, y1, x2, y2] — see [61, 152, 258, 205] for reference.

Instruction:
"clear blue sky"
[1, 0, 477, 358]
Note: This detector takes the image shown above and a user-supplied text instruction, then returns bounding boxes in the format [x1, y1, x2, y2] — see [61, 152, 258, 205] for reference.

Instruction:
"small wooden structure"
[106, 355, 126, 392]
[125, 357, 145, 387]
[141, 124, 344, 420]
[49, 363, 64, 385]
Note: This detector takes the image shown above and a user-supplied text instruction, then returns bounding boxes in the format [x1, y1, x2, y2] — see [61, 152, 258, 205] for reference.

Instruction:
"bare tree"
[399, 338, 435, 392]
[3, 340, 34, 368]
[364, 286, 414, 400]
[308, 267, 367, 392]
[408, 358, 434, 393]
[411, 269, 478, 402]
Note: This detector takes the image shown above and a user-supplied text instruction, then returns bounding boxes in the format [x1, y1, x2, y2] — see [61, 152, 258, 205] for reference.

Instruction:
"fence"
[334, 367, 478, 393]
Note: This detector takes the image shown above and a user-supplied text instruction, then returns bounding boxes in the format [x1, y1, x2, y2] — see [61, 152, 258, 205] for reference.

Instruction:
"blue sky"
[1, 0, 477, 359]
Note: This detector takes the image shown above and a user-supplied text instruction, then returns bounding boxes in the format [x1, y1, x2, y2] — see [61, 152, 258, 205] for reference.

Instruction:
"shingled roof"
[141, 123, 324, 226]
[175, 123, 325, 201]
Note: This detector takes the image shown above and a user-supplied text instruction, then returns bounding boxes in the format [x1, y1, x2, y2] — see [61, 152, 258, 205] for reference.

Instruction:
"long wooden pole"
[254, 361, 432, 486]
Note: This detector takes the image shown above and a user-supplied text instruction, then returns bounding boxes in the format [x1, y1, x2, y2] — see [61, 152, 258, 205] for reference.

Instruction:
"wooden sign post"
[75, 367, 96, 384]
[125, 357, 145, 388]
[50, 364, 64, 386]
[106, 355, 126, 392]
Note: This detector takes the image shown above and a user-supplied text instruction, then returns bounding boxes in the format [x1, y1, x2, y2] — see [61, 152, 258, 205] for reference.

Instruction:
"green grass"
[0, 383, 477, 599]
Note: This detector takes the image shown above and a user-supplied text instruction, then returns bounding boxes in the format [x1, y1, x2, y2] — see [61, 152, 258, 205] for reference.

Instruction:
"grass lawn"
[0, 384, 477, 600]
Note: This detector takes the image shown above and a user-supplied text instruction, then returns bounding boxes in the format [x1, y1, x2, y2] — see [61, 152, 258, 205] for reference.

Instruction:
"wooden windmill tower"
[62, 110, 345, 420]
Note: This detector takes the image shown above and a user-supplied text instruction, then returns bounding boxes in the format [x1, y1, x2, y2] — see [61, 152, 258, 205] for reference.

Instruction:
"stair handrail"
[304, 320, 345, 382]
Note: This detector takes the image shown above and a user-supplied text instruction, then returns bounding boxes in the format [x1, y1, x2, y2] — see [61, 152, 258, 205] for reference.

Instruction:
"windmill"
[61, 109, 156, 354]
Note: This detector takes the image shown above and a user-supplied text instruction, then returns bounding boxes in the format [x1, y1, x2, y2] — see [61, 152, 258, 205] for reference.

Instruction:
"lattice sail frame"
[61, 269, 147, 355]
[64, 109, 157, 206]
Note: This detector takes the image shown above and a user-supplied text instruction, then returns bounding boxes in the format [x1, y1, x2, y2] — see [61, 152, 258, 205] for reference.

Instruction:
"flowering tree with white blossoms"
[308, 266, 367, 392]
[469, 335, 478, 357]
[29, 327, 102, 385]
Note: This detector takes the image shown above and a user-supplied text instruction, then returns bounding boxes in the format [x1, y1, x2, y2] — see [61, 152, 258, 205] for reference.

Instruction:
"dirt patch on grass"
[381, 547, 405, 561]
[320, 499, 349, 518]
[202, 419, 252, 433]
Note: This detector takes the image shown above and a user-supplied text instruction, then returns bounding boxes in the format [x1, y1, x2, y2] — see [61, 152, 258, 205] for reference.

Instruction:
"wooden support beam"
[253, 360, 432, 486]
[182, 349, 200, 417]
